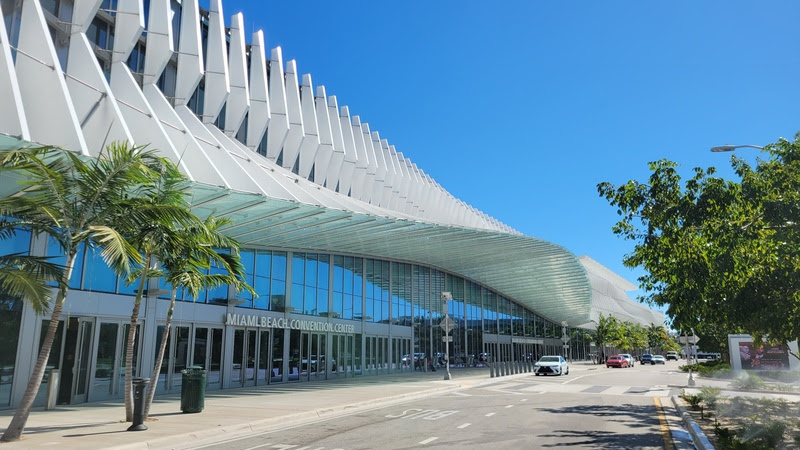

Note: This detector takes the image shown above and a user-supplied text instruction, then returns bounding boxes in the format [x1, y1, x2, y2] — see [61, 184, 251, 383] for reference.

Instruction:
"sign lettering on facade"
[225, 313, 356, 334]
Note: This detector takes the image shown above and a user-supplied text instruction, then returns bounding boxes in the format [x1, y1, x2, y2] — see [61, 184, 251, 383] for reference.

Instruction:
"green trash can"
[180, 365, 206, 413]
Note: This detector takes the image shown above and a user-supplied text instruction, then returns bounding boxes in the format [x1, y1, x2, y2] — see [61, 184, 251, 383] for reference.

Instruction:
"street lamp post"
[685, 330, 696, 386]
[710, 144, 764, 153]
[440, 292, 454, 381]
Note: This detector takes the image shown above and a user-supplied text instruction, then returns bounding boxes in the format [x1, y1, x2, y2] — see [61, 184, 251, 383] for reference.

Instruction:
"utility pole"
[440, 292, 454, 381]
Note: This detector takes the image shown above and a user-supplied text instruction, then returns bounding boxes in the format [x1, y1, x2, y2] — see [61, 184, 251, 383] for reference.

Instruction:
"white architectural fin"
[66, 33, 133, 155]
[349, 115, 370, 201]
[0, 8, 29, 140]
[71, 0, 103, 34]
[15, 0, 87, 154]
[325, 95, 345, 190]
[112, 0, 144, 63]
[265, 46, 289, 160]
[280, 59, 304, 170]
[246, 30, 270, 149]
[202, 0, 229, 124]
[143, 0, 174, 85]
[297, 73, 320, 179]
[143, 84, 228, 186]
[110, 62, 190, 176]
[224, 13, 249, 136]
[174, 0, 203, 106]
[337, 106, 357, 196]
[312, 85, 334, 185]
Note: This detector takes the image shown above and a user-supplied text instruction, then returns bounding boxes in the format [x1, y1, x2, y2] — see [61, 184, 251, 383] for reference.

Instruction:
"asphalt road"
[188, 362, 686, 449]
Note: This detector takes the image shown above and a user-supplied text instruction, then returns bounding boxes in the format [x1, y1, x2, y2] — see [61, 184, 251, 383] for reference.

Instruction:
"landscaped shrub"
[679, 359, 732, 377]
[681, 391, 703, 410]
[700, 386, 722, 409]
[732, 373, 766, 390]
[739, 420, 786, 449]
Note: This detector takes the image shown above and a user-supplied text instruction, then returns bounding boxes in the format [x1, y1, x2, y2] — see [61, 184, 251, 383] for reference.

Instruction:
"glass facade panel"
[0, 297, 22, 406]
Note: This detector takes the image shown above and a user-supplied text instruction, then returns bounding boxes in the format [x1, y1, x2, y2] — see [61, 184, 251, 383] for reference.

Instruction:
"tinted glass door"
[71, 319, 93, 404]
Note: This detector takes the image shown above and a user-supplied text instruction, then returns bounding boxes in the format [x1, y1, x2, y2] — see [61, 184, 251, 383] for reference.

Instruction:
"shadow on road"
[535, 403, 661, 448]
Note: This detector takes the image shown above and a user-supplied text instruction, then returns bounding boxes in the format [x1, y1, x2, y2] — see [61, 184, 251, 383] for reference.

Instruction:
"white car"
[620, 354, 635, 367]
[534, 355, 569, 376]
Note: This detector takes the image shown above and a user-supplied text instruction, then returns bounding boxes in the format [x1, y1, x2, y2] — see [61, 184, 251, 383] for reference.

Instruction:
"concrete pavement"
[0, 362, 697, 449]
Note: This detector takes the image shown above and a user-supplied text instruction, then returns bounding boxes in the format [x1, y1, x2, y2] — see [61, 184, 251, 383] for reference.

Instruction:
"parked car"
[620, 354, 635, 367]
[640, 354, 654, 365]
[606, 355, 629, 368]
[652, 355, 666, 365]
[534, 355, 569, 376]
[666, 351, 679, 361]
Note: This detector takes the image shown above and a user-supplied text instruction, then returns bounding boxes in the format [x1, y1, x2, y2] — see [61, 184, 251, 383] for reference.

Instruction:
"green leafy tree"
[0, 144, 166, 442]
[598, 133, 800, 361]
[142, 216, 254, 419]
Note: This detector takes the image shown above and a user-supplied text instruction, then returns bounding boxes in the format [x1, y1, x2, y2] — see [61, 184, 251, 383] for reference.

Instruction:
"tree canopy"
[598, 133, 800, 357]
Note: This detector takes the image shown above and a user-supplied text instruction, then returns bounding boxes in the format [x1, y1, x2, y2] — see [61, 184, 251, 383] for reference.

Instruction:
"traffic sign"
[678, 335, 700, 345]
[442, 336, 453, 343]
[439, 315, 455, 332]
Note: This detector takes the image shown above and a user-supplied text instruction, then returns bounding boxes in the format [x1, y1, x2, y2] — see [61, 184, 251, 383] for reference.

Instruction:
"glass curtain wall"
[412, 266, 431, 365]
[390, 262, 412, 326]
[465, 281, 482, 366]
[365, 259, 390, 323]
[291, 253, 329, 316]
[238, 250, 287, 311]
[333, 256, 363, 320]
[0, 228, 29, 406]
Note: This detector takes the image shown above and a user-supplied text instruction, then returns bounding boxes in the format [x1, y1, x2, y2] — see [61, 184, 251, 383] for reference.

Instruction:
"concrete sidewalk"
[0, 368, 497, 449]
[0, 363, 692, 449]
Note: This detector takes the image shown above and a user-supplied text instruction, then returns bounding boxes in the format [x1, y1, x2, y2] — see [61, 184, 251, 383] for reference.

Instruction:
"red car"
[606, 355, 629, 368]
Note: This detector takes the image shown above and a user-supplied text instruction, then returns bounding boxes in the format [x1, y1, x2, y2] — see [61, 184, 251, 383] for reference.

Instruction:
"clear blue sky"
[218, 1, 800, 309]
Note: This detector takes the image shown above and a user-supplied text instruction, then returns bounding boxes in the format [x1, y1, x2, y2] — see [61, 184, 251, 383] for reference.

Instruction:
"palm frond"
[0, 253, 64, 314]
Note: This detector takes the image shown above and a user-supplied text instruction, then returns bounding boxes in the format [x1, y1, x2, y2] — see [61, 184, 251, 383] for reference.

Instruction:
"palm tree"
[0, 143, 168, 442]
[117, 160, 199, 420]
[142, 216, 253, 419]
[594, 314, 622, 363]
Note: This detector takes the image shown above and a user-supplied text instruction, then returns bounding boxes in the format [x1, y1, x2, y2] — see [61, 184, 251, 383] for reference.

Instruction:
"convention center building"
[0, 0, 664, 409]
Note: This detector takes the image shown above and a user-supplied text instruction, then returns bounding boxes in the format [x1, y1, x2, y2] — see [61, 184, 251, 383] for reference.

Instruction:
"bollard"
[127, 377, 150, 431]
[489, 361, 495, 378]
[45, 369, 60, 411]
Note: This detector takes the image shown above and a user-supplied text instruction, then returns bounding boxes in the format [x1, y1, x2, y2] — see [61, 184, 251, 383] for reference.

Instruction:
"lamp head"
[710, 145, 736, 152]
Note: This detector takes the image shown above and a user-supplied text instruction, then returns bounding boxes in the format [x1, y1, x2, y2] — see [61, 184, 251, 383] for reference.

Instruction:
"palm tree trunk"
[1, 254, 75, 443]
[124, 256, 153, 421]
[143, 288, 177, 419]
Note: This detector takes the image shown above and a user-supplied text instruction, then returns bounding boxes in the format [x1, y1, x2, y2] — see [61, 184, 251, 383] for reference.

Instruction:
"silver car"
[620, 354, 635, 367]
[534, 355, 569, 376]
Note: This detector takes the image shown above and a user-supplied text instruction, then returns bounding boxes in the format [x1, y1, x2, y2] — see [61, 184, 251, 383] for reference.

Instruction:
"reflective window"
[290, 253, 329, 316]
[0, 296, 22, 406]
[46, 238, 84, 290]
[83, 245, 118, 293]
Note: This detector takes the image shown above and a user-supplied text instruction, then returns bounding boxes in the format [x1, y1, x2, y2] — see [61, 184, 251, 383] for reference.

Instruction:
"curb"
[671, 395, 715, 450]
[108, 384, 461, 449]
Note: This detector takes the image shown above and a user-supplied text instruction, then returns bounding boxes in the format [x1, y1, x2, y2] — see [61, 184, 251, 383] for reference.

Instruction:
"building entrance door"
[299, 332, 326, 382]
[69, 318, 94, 404]
[233, 328, 270, 387]
[192, 327, 223, 389]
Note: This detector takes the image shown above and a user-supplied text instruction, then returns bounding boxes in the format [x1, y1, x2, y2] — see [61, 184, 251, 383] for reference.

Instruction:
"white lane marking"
[521, 398, 528, 402]
[505, 405, 514, 408]
[562, 374, 586, 384]
[243, 444, 272, 450]
[485, 412, 496, 417]
[419, 437, 439, 444]
[457, 423, 471, 429]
